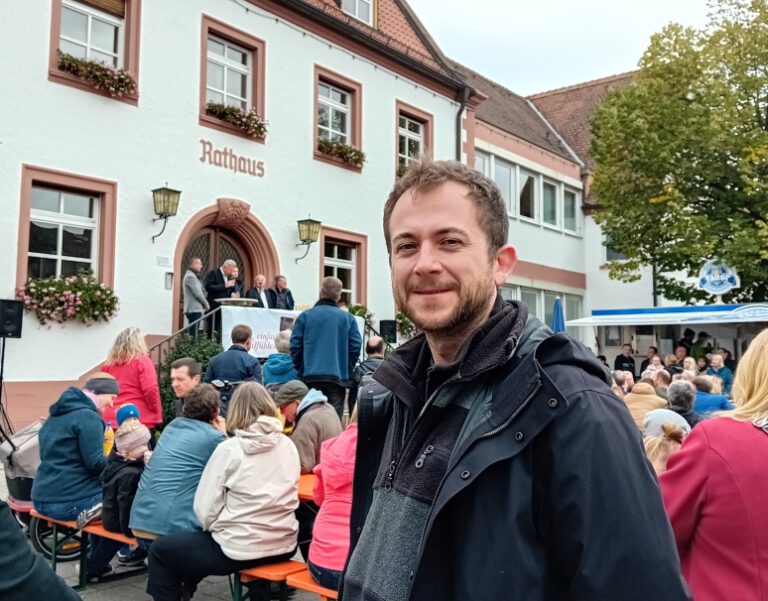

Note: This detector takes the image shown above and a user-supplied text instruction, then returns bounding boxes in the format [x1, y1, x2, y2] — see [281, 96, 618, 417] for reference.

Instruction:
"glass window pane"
[543, 182, 557, 225]
[500, 285, 517, 301]
[564, 190, 577, 231]
[59, 39, 87, 58]
[29, 221, 59, 255]
[206, 89, 224, 104]
[318, 128, 331, 142]
[331, 88, 348, 106]
[340, 291, 352, 305]
[226, 45, 247, 66]
[475, 153, 487, 175]
[341, 0, 355, 13]
[544, 293, 557, 327]
[208, 38, 225, 56]
[61, 260, 90, 277]
[226, 70, 247, 99]
[332, 109, 347, 135]
[324, 241, 335, 258]
[520, 172, 535, 218]
[338, 267, 352, 289]
[407, 120, 421, 134]
[62, 226, 93, 259]
[407, 138, 421, 158]
[28, 256, 57, 279]
[324, 265, 334, 277]
[91, 50, 117, 67]
[32, 187, 60, 212]
[91, 19, 118, 53]
[318, 104, 329, 128]
[61, 7, 88, 43]
[565, 294, 582, 323]
[332, 131, 347, 143]
[358, 2, 370, 23]
[62, 192, 94, 218]
[319, 83, 330, 99]
[336, 244, 353, 261]
[207, 61, 224, 91]
[521, 289, 539, 318]
[399, 134, 407, 155]
[399, 116, 406, 129]
[494, 161, 512, 208]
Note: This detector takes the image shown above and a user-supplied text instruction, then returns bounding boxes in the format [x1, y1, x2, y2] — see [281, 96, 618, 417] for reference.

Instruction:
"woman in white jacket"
[146, 383, 300, 601]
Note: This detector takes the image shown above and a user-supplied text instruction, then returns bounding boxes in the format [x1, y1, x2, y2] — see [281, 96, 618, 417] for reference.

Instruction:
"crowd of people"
[8, 159, 768, 601]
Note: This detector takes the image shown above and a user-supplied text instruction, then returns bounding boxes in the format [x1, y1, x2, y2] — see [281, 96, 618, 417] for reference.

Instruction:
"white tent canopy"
[566, 303, 768, 327]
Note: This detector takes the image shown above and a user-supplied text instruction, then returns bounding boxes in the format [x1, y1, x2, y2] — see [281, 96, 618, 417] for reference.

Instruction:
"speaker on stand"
[0, 299, 23, 438]
[379, 320, 397, 345]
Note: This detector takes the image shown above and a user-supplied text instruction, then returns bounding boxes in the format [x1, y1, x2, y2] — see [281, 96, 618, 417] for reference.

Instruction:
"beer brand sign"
[199, 139, 265, 177]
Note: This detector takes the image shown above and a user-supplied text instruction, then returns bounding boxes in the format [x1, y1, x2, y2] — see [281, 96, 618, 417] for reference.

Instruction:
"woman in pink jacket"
[102, 327, 162, 429]
[308, 412, 358, 590]
[660, 327, 768, 601]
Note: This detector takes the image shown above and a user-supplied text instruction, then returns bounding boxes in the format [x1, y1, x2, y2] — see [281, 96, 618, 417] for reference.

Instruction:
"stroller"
[1, 419, 83, 561]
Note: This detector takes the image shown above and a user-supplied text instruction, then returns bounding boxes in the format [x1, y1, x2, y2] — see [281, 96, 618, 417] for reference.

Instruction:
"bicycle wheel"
[29, 516, 83, 562]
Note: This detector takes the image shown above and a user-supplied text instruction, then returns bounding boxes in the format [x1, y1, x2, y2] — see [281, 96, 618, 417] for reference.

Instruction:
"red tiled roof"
[448, 60, 578, 163]
[529, 72, 635, 172]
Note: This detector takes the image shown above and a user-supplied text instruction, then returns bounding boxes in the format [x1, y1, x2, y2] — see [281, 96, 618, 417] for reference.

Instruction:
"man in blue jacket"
[204, 324, 262, 411]
[290, 277, 362, 419]
[706, 352, 733, 395]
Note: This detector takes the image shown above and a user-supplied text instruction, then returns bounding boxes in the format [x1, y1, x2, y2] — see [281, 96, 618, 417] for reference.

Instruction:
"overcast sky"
[408, 0, 711, 95]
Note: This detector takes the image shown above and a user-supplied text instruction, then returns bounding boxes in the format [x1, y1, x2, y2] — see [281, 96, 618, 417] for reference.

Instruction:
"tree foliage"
[591, 0, 768, 302]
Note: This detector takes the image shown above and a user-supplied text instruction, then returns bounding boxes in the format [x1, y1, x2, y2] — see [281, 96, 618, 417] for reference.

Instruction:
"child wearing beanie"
[100, 408, 152, 565]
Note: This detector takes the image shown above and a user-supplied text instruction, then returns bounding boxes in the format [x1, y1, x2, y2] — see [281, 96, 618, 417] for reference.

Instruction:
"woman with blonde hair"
[659, 327, 768, 601]
[102, 327, 162, 430]
[682, 356, 697, 375]
[643, 422, 685, 476]
[146, 383, 299, 601]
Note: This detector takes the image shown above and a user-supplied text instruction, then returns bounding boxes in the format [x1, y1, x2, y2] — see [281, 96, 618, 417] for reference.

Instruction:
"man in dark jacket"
[203, 259, 237, 334]
[290, 277, 362, 419]
[613, 343, 637, 377]
[341, 161, 690, 601]
[204, 324, 262, 410]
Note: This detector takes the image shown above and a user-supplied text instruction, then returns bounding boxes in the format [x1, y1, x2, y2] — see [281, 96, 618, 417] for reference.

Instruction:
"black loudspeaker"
[0, 300, 23, 338]
[379, 320, 397, 344]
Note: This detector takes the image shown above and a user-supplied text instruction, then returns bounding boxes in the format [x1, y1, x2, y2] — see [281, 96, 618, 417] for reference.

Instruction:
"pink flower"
[95, 291, 101, 297]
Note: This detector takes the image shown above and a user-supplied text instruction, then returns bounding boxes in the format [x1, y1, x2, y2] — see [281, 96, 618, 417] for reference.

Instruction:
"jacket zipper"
[407, 379, 542, 593]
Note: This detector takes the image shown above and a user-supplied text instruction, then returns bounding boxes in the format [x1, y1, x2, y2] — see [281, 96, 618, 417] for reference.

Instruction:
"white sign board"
[221, 306, 365, 358]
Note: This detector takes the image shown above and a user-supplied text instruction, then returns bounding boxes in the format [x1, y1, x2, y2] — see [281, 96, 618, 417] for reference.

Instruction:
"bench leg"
[50, 522, 58, 573]
[74, 530, 89, 592]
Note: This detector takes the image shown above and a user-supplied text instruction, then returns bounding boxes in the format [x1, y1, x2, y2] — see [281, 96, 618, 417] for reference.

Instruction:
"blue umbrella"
[551, 296, 566, 333]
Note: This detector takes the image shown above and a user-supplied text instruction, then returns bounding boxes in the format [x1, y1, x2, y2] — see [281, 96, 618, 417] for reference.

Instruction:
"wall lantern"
[295, 217, 322, 263]
[151, 185, 182, 243]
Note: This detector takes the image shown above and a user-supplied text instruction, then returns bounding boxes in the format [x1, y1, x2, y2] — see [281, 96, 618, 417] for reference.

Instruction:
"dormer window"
[341, 0, 373, 25]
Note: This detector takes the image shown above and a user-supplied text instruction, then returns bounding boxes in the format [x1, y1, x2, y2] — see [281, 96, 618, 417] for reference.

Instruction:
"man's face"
[276, 277, 287, 291]
[231, 267, 239, 280]
[190, 258, 202, 273]
[650, 355, 662, 368]
[710, 354, 723, 369]
[222, 263, 234, 277]
[279, 400, 298, 424]
[255, 275, 266, 289]
[388, 181, 516, 336]
[171, 367, 200, 398]
[95, 393, 116, 412]
[675, 346, 687, 361]
[646, 347, 656, 358]
[622, 345, 632, 357]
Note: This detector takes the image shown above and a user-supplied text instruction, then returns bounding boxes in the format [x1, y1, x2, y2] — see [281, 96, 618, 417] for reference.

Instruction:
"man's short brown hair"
[231, 324, 252, 345]
[320, 276, 343, 302]
[182, 383, 220, 422]
[170, 357, 201, 378]
[383, 159, 508, 257]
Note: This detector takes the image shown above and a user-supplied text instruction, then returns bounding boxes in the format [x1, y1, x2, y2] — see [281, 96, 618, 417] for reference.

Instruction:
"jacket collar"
[227, 344, 249, 353]
[315, 298, 338, 308]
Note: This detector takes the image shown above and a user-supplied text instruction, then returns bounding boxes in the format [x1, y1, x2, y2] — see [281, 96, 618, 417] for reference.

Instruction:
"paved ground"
[3, 476, 318, 600]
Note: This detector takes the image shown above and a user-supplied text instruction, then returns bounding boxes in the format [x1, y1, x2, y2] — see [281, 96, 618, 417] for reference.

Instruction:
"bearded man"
[340, 161, 690, 601]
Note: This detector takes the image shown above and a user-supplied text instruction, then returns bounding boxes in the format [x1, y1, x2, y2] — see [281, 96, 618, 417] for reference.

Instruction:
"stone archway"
[172, 198, 280, 331]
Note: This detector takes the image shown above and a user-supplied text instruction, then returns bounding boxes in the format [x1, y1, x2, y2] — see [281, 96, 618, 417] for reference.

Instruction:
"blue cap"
[116, 403, 140, 427]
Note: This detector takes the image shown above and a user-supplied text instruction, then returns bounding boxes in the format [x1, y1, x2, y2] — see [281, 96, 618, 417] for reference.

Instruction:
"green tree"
[591, 0, 768, 302]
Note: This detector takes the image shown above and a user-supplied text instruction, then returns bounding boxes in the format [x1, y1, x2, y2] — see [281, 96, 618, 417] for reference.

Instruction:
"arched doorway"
[172, 198, 280, 331]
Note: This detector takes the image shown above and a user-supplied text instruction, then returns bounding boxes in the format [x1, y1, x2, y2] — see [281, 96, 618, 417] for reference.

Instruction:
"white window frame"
[398, 115, 424, 169]
[563, 187, 580, 234]
[492, 155, 516, 217]
[542, 179, 559, 228]
[324, 241, 357, 304]
[206, 34, 252, 110]
[474, 151, 490, 177]
[318, 82, 350, 144]
[28, 187, 100, 279]
[341, 0, 373, 25]
[60, 0, 124, 68]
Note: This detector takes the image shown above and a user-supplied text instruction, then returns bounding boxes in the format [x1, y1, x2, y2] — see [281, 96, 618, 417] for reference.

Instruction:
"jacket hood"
[265, 353, 295, 376]
[534, 330, 612, 386]
[317, 423, 358, 491]
[627, 382, 657, 396]
[101, 455, 143, 483]
[297, 388, 328, 416]
[374, 296, 529, 407]
[236, 415, 285, 454]
[49, 387, 100, 417]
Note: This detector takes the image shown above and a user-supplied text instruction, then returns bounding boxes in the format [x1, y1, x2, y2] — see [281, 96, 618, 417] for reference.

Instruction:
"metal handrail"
[148, 306, 221, 375]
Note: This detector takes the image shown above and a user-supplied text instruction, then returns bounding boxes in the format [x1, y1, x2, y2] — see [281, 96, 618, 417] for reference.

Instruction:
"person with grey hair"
[203, 259, 238, 334]
[668, 380, 706, 429]
[290, 277, 362, 419]
[263, 329, 299, 388]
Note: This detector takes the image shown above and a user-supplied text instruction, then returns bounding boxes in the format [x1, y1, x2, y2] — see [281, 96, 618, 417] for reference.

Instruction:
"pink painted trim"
[513, 260, 586, 289]
[394, 99, 434, 175]
[313, 65, 364, 171]
[318, 225, 368, 306]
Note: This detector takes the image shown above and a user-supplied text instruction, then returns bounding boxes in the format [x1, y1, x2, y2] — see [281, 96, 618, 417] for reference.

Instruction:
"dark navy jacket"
[32, 387, 106, 504]
[204, 345, 263, 405]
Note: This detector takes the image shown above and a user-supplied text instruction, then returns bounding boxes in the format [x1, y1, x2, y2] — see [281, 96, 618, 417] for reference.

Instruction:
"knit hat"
[115, 420, 151, 456]
[274, 380, 309, 407]
[84, 374, 120, 395]
[115, 403, 140, 427]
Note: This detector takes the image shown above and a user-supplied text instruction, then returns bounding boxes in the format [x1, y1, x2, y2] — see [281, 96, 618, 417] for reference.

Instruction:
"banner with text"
[221, 306, 365, 358]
